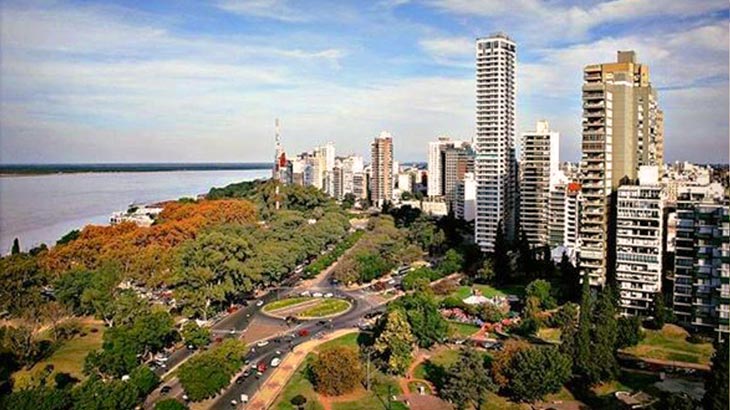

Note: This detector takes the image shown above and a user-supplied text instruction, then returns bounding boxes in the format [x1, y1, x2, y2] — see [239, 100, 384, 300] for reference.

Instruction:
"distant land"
[0, 162, 271, 175]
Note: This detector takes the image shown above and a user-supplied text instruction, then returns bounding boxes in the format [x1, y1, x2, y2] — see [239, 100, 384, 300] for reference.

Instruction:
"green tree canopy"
[311, 346, 364, 396]
[441, 348, 495, 410]
[374, 310, 414, 375]
[504, 346, 571, 402]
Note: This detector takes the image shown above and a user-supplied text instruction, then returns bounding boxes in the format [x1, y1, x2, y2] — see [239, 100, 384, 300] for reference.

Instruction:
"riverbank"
[0, 162, 270, 176]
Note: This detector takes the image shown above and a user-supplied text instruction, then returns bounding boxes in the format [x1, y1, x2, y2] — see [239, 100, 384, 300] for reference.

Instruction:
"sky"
[0, 0, 728, 164]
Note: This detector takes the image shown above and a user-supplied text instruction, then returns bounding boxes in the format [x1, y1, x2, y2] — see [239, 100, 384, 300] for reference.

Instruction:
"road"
[146, 242, 390, 410]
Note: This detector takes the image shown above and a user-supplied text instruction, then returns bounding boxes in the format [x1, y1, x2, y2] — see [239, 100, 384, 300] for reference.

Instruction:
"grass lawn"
[12, 321, 104, 390]
[263, 297, 314, 312]
[316, 332, 361, 351]
[298, 299, 351, 318]
[592, 370, 660, 397]
[451, 283, 525, 301]
[412, 349, 461, 380]
[274, 354, 324, 410]
[448, 321, 480, 339]
[331, 377, 405, 410]
[537, 327, 562, 343]
[479, 392, 528, 410]
[621, 324, 714, 365]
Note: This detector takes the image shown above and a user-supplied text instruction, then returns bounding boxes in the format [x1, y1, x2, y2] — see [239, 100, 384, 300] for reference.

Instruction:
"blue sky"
[1, 0, 728, 163]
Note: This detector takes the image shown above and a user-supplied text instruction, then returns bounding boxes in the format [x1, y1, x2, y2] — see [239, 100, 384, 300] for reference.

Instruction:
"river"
[0, 169, 270, 254]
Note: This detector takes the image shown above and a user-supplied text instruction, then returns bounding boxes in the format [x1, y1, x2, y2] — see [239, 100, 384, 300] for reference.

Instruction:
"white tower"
[475, 33, 517, 252]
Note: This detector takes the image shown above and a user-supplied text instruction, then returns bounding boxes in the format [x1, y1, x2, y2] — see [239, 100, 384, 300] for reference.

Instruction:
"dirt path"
[398, 348, 438, 395]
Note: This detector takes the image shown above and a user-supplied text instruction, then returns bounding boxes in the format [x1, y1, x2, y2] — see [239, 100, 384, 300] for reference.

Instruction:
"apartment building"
[475, 33, 517, 252]
[370, 132, 394, 207]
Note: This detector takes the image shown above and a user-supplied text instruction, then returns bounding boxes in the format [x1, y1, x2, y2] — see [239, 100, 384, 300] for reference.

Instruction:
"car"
[324, 292, 334, 298]
[256, 300, 264, 307]
[187, 344, 196, 350]
[312, 292, 323, 298]
[229, 328, 236, 334]
[160, 386, 172, 395]
[235, 376, 245, 384]
[240, 394, 249, 403]
[275, 350, 282, 355]
[270, 357, 281, 367]
[154, 354, 168, 362]
[257, 361, 267, 373]
[257, 340, 270, 347]
[242, 369, 251, 377]
[182, 394, 189, 402]
[318, 320, 327, 326]
[300, 290, 311, 297]
[230, 399, 237, 406]
[298, 329, 310, 337]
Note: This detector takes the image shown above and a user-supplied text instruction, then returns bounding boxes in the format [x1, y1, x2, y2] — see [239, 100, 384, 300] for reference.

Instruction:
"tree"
[11, 238, 20, 255]
[155, 399, 188, 410]
[181, 321, 210, 349]
[525, 279, 557, 310]
[516, 297, 541, 336]
[493, 221, 511, 284]
[548, 303, 578, 328]
[558, 253, 580, 302]
[703, 337, 729, 410]
[591, 286, 619, 382]
[290, 395, 307, 410]
[178, 339, 246, 401]
[476, 258, 495, 283]
[438, 249, 464, 275]
[504, 346, 571, 402]
[572, 276, 595, 384]
[311, 346, 363, 395]
[441, 348, 495, 410]
[341, 193, 356, 209]
[516, 229, 533, 277]
[391, 291, 448, 348]
[491, 340, 531, 388]
[615, 316, 644, 349]
[0, 386, 72, 410]
[0, 254, 44, 317]
[374, 310, 414, 375]
[649, 292, 667, 330]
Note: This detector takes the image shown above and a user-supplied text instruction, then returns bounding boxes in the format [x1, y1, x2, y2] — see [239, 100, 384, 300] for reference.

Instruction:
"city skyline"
[1, 0, 728, 164]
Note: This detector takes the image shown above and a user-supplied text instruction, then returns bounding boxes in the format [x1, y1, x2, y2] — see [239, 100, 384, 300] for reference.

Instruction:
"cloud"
[215, 0, 309, 22]
[418, 36, 473, 66]
[423, 0, 729, 45]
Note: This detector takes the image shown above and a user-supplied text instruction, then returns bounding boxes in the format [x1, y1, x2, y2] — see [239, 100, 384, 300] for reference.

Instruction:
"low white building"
[110, 204, 164, 227]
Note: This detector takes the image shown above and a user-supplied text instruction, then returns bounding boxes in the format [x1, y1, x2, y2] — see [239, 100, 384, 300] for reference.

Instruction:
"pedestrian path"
[245, 328, 359, 410]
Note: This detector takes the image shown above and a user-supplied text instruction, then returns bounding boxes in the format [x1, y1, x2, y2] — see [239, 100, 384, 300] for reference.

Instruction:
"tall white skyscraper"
[427, 136, 452, 197]
[475, 33, 517, 252]
[519, 120, 560, 247]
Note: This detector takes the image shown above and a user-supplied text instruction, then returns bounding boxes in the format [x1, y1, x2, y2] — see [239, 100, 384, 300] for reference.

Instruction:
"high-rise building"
[444, 144, 475, 210]
[427, 136, 453, 197]
[520, 120, 560, 247]
[475, 33, 517, 252]
[579, 51, 663, 286]
[615, 166, 665, 317]
[338, 155, 364, 200]
[456, 172, 477, 222]
[672, 184, 729, 341]
[548, 182, 582, 251]
[370, 132, 394, 207]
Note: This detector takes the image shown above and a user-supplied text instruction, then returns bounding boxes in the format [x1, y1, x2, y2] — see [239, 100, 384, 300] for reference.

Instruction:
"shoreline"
[0, 163, 271, 177]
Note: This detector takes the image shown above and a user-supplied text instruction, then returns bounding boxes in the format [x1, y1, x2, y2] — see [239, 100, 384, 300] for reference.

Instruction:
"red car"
[297, 329, 309, 337]
[256, 361, 267, 373]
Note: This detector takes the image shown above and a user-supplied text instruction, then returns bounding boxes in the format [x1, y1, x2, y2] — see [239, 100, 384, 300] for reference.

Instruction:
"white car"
[312, 292, 323, 298]
[240, 394, 249, 403]
[256, 300, 264, 307]
[323, 292, 334, 298]
[300, 291, 311, 297]
[270, 357, 281, 367]
[257, 340, 270, 347]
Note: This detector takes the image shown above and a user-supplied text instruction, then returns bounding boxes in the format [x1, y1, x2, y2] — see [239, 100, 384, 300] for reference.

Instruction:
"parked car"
[312, 292, 323, 298]
[160, 386, 172, 395]
[270, 357, 281, 367]
[298, 329, 310, 337]
[256, 300, 264, 307]
[257, 340, 270, 347]
[300, 290, 311, 297]
[256, 361, 267, 373]
[324, 292, 334, 298]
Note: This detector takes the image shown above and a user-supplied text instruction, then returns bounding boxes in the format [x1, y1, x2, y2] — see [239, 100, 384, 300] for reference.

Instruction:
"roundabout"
[261, 296, 353, 320]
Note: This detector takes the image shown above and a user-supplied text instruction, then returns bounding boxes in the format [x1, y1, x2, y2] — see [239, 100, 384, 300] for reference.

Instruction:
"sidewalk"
[244, 328, 359, 410]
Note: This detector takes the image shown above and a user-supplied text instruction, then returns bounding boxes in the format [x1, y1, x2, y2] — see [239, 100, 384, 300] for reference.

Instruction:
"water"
[0, 169, 270, 254]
